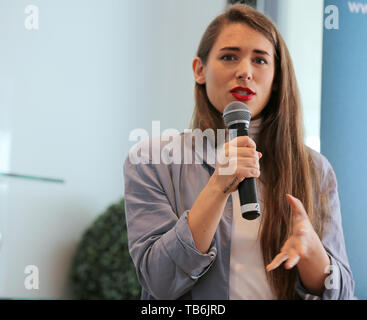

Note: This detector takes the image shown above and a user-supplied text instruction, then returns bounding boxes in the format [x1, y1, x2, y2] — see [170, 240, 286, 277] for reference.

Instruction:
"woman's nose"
[236, 60, 253, 81]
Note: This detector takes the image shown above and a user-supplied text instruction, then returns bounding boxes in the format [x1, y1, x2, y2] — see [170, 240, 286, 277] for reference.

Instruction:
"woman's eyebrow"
[219, 46, 241, 52]
[219, 47, 271, 56]
[253, 49, 271, 56]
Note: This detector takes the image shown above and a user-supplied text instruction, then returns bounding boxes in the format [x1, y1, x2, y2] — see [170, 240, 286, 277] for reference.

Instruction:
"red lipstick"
[230, 86, 256, 102]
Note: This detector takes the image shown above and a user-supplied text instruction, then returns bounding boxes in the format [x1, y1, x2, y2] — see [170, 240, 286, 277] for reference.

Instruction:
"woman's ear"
[192, 57, 206, 85]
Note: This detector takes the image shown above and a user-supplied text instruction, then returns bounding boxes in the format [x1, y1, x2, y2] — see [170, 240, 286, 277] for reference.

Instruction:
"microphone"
[222, 101, 260, 220]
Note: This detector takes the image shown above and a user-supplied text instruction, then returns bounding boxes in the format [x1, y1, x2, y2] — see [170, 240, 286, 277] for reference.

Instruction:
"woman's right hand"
[187, 136, 262, 254]
[209, 136, 262, 195]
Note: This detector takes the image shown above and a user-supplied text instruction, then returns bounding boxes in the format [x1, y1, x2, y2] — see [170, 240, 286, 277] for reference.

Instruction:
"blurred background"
[0, 0, 365, 299]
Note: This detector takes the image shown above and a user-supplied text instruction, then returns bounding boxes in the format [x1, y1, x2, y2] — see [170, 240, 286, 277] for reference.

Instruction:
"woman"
[123, 4, 354, 300]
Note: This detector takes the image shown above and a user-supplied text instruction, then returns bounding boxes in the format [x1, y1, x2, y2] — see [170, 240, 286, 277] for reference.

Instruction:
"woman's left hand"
[266, 194, 321, 272]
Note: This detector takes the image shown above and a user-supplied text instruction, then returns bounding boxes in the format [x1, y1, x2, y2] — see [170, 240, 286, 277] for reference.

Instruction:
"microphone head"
[222, 101, 251, 129]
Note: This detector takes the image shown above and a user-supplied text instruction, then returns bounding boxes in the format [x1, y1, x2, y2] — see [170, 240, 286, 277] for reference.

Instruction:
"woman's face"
[193, 23, 276, 119]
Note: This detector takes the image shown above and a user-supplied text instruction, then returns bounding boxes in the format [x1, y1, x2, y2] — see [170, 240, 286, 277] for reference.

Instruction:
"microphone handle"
[238, 177, 260, 220]
[229, 123, 260, 220]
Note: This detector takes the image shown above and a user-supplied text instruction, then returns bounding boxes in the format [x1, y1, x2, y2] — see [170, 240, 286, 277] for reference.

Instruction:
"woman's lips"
[230, 87, 256, 102]
[231, 92, 255, 102]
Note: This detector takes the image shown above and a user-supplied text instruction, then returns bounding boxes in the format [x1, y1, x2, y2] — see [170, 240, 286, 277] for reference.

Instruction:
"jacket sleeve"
[296, 159, 355, 300]
[123, 151, 217, 300]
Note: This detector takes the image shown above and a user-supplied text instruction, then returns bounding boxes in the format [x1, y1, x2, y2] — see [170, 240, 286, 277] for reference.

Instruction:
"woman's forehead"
[213, 23, 274, 54]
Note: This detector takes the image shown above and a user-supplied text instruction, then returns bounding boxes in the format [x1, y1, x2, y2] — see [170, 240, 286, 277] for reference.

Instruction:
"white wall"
[0, 0, 225, 299]
[259, 0, 324, 151]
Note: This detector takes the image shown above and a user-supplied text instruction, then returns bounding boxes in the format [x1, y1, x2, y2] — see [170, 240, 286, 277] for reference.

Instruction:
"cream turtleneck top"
[229, 117, 276, 300]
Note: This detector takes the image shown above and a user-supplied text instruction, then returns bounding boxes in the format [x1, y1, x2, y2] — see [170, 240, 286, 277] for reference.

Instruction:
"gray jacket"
[123, 131, 355, 300]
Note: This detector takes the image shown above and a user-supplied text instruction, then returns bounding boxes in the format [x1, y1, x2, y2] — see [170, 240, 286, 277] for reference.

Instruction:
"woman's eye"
[221, 55, 236, 61]
[254, 57, 267, 65]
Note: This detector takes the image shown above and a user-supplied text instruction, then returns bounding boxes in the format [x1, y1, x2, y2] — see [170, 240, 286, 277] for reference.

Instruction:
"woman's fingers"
[238, 167, 261, 179]
[227, 145, 259, 157]
[286, 194, 309, 220]
[266, 252, 289, 272]
[215, 136, 262, 190]
[229, 136, 257, 149]
[285, 249, 300, 269]
[219, 156, 260, 179]
[236, 157, 260, 170]
[265, 196, 312, 273]
[224, 137, 255, 157]
[267, 248, 301, 272]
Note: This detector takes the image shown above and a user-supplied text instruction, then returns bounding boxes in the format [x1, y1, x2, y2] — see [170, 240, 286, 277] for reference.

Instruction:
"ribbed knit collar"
[249, 116, 263, 143]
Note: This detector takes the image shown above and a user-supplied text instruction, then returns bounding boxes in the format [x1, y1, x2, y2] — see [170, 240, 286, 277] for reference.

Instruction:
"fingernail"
[258, 152, 262, 159]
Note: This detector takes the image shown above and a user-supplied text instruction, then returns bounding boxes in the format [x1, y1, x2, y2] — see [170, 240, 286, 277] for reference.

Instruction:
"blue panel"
[321, 0, 367, 299]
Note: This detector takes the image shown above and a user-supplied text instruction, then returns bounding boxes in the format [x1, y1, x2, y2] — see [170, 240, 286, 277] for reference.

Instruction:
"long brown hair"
[191, 4, 329, 299]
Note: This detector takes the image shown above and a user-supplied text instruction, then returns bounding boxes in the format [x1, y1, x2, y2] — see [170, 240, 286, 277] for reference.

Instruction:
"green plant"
[70, 198, 141, 299]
